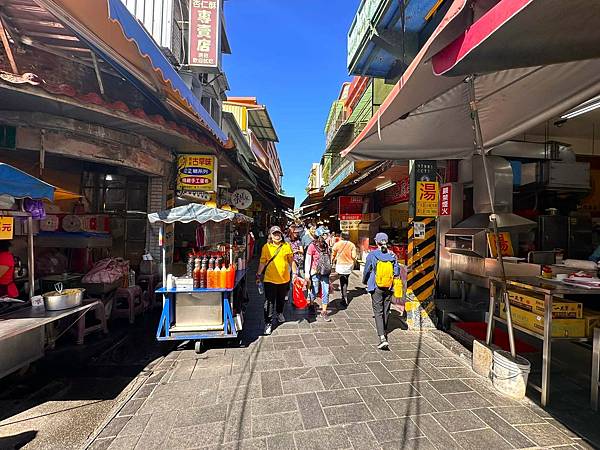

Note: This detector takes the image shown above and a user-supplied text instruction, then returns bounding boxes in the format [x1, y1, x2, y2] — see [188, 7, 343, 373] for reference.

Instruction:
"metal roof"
[247, 107, 279, 142]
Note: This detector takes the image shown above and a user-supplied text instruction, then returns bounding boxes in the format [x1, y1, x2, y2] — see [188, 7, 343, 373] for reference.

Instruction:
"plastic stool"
[112, 286, 144, 324]
[75, 300, 108, 345]
[137, 273, 160, 310]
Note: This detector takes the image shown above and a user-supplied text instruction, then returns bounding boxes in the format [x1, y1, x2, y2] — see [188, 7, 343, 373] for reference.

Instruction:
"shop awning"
[35, 0, 227, 144]
[0, 163, 80, 201]
[247, 108, 279, 142]
[433, 0, 600, 77]
[148, 204, 253, 225]
[342, 0, 600, 161]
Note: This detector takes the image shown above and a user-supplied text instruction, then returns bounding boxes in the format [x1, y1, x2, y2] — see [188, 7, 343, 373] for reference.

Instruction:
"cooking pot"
[43, 283, 84, 310]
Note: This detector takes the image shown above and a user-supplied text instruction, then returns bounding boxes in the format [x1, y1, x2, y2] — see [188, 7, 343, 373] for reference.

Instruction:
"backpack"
[314, 243, 332, 276]
[374, 257, 395, 289]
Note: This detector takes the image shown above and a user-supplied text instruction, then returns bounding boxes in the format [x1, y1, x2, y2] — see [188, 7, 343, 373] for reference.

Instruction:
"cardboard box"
[507, 290, 582, 319]
[583, 309, 600, 337]
[500, 303, 586, 338]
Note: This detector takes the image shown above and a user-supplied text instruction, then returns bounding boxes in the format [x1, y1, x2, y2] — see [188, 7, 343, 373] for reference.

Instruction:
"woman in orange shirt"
[331, 232, 357, 309]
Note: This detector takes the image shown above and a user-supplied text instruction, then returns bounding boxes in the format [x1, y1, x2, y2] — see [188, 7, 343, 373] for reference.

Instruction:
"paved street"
[87, 271, 592, 450]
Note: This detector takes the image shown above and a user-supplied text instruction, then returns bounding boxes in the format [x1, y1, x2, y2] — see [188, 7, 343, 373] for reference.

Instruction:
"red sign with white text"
[189, 0, 221, 69]
[439, 184, 452, 216]
[339, 196, 363, 221]
[383, 177, 410, 206]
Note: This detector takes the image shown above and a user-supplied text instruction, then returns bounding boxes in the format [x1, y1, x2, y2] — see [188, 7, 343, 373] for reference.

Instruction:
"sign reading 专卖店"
[416, 181, 439, 217]
[177, 155, 217, 193]
[189, 0, 221, 71]
[0, 217, 14, 239]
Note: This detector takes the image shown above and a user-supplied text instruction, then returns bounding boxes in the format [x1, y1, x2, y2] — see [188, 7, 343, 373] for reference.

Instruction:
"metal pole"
[160, 224, 167, 289]
[468, 76, 516, 358]
[27, 216, 35, 298]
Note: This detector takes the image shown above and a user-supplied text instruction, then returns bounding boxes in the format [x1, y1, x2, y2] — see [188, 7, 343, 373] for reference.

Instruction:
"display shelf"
[155, 269, 247, 294]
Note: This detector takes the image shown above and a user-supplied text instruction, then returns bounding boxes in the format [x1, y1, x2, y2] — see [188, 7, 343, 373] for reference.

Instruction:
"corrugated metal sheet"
[223, 103, 248, 131]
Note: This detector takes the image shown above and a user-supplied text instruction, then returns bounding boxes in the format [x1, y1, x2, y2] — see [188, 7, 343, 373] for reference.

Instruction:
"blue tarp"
[0, 164, 54, 201]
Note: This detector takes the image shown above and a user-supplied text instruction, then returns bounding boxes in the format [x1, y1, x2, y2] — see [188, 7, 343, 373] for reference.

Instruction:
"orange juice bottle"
[214, 265, 222, 289]
[206, 258, 215, 288]
[219, 264, 227, 289]
[227, 264, 235, 289]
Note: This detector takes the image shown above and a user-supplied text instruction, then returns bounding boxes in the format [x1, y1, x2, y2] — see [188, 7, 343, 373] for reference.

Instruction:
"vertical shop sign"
[177, 155, 217, 193]
[189, 0, 221, 69]
[487, 232, 515, 257]
[338, 196, 363, 220]
[0, 217, 13, 239]
[416, 181, 439, 217]
[439, 184, 452, 216]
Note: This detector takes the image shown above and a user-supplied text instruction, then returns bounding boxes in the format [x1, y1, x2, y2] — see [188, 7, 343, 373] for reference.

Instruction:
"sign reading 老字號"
[177, 155, 217, 193]
[416, 181, 439, 217]
[189, 0, 221, 70]
[0, 217, 14, 239]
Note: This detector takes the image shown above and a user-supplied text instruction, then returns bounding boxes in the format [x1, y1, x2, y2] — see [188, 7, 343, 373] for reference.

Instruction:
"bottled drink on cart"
[186, 254, 194, 277]
[226, 264, 235, 289]
[206, 256, 215, 288]
[214, 265, 222, 289]
[193, 257, 201, 289]
[219, 264, 227, 289]
[199, 259, 207, 289]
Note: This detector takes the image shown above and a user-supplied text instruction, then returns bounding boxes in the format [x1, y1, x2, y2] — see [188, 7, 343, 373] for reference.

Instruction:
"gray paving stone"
[381, 359, 418, 371]
[343, 422, 380, 450]
[444, 391, 492, 409]
[412, 382, 456, 412]
[300, 333, 319, 347]
[117, 399, 145, 417]
[318, 338, 348, 347]
[375, 383, 420, 400]
[357, 386, 396, 418]
[315, 365, 343, 390]
[294, 427, 351, 450]
[413, 414, 462, 450]
[339, 372, 380, 388]
[429, 379, 472, 395]
[279, 367, 318, 382]
[261, 371, 283, 398]
[218, 437, 268, 450]
[266, 432, 296, 450]
[217, 380, 262, 403]
[191, 365, 232, 379]
[432, 409, 486, 432]
[472, 408, 536, 448]
[366, 361, 397, 384]
[452, 428, 512, 450]
[252, 395, 298, 416]
[438, 367, 478, 379]
[391, 368, 432, 383]
[332, 363, 370, 376]
[98, 416, 130, 439]
[273, 334, 302, 343]
[367, 417, 423, 444]
[296, 392, 328, 430]
[107, 435, 140, 450]
[89, 438, 113, 450]
[163, 422, 226, 449]
[490, 406, 548, 425]
[252, 411, 304, 438]
[118, 414, 151, 437]
[274, 341, 306, 351]
[224, 401, 253, 443]
[300, 353, 338, 367]
[282, 377, 324, 395]
[323, 403, 374, 425]
[282, 350, 304, 368]
[515, 423, 574, 447]
[133, 410, 179, 449]
[317, 388, 362, 407]
[388, 396, 437, 418]
[174, 404, 228, 428]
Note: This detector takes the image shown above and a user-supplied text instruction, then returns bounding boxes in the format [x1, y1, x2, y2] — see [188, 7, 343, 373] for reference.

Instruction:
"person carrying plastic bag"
[362, 232, 400, 350]
[304, 226, 332, 322]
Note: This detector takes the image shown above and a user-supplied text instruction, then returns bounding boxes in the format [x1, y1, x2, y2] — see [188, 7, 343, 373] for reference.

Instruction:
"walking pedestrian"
[286, 225, 305, 278]
[332, 232, 357, 309]
[257, 226, 297, 335]
[301, 222, 316, 248]
[362, 232, 399, 350]
[305, 226, 332, 322]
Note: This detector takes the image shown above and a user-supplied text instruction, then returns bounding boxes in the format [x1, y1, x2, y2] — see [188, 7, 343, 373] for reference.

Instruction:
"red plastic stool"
[111, 286, 144, 324]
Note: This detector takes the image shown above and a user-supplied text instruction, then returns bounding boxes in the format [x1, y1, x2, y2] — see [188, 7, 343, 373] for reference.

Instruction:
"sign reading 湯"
[0, 217, 14, 239]
[487, 232, 515, 257]
[338, 196, 363, 221]
[189, 0, 221, 70]
[177, 155, 217, 194]
[439, 184, 452, 216]
[416, 181, 439, 217]
[231, 189, 253, 210]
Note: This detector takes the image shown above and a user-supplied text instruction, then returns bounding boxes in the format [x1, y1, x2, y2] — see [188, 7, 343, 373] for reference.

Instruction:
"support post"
[0, 16, 18, 74]
[27, 216, 35, 298]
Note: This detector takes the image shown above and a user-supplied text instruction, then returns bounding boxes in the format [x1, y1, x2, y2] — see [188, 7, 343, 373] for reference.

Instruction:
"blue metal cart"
[148, 203, 252, 353]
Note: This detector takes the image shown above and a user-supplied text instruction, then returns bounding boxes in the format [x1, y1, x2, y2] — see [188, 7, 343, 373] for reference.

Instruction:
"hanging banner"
[416, 181, 439, 217]
[383, 177, 410, 206]
[338, 195, 363, 220]
[0, 217, 13, 240]
[177, 155, 217, 193]
[189, 0, 221, 70]
[439, 184, 452, 216]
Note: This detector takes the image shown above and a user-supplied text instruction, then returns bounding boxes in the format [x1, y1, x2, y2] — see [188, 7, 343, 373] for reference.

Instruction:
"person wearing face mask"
[362, 232, 400, 350]
[305, 226, 332, 322]
[257, 226, 297, 335]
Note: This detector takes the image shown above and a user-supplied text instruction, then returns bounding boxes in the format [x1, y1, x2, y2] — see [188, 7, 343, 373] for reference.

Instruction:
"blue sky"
[223, 0, 362, 206]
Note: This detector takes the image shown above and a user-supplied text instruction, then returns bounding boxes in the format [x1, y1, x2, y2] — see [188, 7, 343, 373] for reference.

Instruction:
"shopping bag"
[393, 278, 403, 299]
[293, 277, 308, 309]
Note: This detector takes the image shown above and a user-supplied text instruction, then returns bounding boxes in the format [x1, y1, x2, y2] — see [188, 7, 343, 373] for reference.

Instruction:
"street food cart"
[0, 164, 101, 378]
[148, 203, 252, 353]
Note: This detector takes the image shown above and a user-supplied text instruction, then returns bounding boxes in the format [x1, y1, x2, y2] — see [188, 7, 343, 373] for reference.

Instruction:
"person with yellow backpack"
[362, 232, 400, 350]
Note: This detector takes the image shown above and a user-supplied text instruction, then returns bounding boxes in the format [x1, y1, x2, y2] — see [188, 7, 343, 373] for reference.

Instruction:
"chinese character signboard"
[189, 0, 221, 70]
[383, 177, 410, 206]
[338, 196, 363, 221]
[340, 220, 360, 231]
[439, 184, 452, 216]
[231, 189, 253, 210]
[487, 232, 515, 257]
[415, 181, 439, 217]
[0, 217, 14, 239]
[177, 155, 217, 194]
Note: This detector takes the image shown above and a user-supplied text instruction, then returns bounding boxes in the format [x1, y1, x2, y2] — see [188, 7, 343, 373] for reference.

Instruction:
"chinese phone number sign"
[189, 0, 221, 69]
[439, 184, 452, 216]
[0, 217, 14, 239]
[416, 181, 439, 217]
[177, 155, 217, 193]
[339, 196, 363, 221]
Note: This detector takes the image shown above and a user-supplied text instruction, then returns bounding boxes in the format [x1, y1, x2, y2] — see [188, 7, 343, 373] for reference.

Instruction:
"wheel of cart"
[194, 340, 203, 354]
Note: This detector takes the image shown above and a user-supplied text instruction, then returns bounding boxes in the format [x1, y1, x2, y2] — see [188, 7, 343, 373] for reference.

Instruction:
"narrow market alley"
[83, 264, 593, 450]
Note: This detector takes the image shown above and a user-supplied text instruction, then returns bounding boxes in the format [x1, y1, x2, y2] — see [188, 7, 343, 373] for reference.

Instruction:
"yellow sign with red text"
[487, 232, 515, 257]
[416, 181, 439, 217]
[0, 217, 14, 240]
[177, 155, 217, 193]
